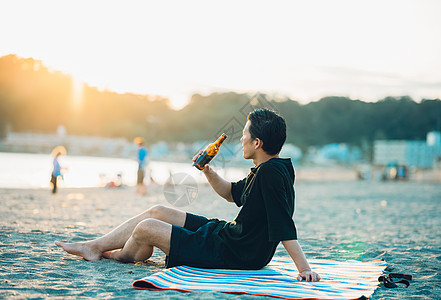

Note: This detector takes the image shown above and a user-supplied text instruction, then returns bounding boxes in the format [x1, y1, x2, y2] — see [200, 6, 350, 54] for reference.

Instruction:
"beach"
[1, 178, 440, 299]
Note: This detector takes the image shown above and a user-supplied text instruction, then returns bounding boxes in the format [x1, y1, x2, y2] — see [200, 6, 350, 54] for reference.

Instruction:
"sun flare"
[71, 77, 84, 110]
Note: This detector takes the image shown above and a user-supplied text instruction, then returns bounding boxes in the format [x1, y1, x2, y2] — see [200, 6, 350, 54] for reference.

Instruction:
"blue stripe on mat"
[133, 257, 387, 299]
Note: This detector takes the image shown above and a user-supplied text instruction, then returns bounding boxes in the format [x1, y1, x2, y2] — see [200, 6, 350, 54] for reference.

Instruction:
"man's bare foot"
[103, 249, 132, 263]
[54, 241, 102, 261]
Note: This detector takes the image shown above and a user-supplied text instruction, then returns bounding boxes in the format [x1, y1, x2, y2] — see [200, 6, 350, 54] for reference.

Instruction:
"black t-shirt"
[214, 157, 297, 269]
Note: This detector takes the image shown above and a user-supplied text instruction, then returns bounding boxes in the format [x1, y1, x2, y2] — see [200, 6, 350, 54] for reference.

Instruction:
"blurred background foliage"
[1, 54, 440, 151]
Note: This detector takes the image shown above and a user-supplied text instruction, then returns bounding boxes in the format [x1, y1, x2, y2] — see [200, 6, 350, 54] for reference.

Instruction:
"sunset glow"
[71, 78, 84, 110]
[1, 0, 440, 109]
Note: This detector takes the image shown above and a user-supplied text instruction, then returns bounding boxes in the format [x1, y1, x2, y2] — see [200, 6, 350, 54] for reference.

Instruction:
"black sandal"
[378, 273, 412, 288]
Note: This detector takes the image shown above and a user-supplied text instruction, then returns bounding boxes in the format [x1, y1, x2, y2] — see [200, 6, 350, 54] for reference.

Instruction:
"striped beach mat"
[133, 257, 387, 299]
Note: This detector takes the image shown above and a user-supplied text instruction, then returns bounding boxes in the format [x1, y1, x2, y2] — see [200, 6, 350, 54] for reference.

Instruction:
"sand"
[1, 179, 440, 299]
[0, 183, 239, 299]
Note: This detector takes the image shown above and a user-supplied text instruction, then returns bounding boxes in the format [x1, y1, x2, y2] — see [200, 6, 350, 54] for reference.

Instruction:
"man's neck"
[253, 153, 279, 167]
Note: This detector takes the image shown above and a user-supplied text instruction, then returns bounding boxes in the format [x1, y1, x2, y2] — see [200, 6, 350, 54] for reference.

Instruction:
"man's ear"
[254, 138, 263, 149]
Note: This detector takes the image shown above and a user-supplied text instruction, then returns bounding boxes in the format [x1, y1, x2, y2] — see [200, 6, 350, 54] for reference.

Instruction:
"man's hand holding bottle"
[192, 133, 227, 171]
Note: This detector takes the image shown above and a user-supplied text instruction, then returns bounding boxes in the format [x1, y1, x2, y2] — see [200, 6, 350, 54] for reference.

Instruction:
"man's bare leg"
[54, 205, 186, 261]
[103, 218, 172, 262]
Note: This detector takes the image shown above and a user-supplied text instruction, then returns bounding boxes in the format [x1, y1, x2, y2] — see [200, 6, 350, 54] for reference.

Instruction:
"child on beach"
[55, 109, 320, 282]
[50, 146, 66, 194]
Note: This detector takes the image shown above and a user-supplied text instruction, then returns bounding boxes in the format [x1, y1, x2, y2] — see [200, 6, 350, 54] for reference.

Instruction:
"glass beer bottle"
[193, 133, 227, 170]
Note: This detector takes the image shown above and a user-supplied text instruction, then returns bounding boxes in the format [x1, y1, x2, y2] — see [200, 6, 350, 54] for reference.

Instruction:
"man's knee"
[141, 205, 185, 228]
[146, 205, 168, 220]
[132, 218, 171, 253]
[133, 218, 158, 241]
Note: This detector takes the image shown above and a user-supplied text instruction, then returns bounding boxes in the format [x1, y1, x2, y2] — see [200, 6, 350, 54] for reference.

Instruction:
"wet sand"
[1, 179, 440, 299]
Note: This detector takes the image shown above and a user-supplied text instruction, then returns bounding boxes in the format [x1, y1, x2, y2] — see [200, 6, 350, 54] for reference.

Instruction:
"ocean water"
[0, 160, 440, 299]
[0, 152, 248, 188]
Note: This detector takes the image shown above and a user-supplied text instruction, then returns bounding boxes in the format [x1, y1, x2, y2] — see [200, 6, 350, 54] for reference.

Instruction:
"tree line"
[1, 54, 440, 152]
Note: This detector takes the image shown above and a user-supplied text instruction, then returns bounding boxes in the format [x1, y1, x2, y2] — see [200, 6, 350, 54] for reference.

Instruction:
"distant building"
[373, 131, 441, 169]
[306, 143, 361, 165]
[427, 131, 441, 156]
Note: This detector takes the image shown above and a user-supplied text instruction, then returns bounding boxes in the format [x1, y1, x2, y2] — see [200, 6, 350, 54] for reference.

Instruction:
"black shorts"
[50, 174, 57, 185]
[166, 212, 228, 269]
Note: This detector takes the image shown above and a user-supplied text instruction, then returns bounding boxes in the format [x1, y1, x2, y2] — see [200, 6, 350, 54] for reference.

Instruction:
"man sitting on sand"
[55, 108, 320, 282]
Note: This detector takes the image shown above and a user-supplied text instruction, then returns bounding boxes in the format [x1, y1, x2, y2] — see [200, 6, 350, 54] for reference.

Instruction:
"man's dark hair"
[247, 108, 286, 155]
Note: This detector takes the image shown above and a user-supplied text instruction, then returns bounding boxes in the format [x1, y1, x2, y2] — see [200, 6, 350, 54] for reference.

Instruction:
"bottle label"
[193, 151, 214, 170]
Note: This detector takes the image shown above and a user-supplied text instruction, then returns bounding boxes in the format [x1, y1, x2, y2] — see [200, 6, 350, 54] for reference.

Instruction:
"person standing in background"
[50, 146, 66, 194]
[134, 137, 148, 195]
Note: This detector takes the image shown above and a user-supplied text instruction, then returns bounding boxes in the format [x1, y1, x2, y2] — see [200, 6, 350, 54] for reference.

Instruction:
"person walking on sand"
[134, 137, 148, 195]
[55, 109, 320, 282]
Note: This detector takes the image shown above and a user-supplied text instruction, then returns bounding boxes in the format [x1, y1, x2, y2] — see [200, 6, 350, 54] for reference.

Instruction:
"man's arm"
[202, 165, 234, 202]
[192, 151, 234, 202]
[282, 240, 321, 282]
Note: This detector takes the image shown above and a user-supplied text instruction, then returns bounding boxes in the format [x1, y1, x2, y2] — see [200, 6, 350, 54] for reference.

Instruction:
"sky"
[1, 0, 441, 109]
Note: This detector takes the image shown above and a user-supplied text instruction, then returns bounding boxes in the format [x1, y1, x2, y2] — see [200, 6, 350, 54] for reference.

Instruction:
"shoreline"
[1, 167, 439, 197]
[1, 165, 439, 192]
[1, 152, 439, 190]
